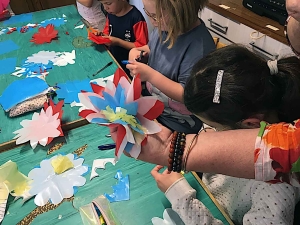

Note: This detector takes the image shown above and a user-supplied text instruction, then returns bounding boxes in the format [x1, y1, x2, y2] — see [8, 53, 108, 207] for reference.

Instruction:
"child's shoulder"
[126, 5, 146, 21]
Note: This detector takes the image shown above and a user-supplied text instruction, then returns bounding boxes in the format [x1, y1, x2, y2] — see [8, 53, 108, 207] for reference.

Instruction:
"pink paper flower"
[13, 100, 64, 149]
[78, 68, 164, 160]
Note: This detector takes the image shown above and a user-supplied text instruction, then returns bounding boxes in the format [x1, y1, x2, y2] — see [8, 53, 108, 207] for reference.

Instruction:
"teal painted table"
[0, 124, 233, 225]
[0, 5, 119, 149]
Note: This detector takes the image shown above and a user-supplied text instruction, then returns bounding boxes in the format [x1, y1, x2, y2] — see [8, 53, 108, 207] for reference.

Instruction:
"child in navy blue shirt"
[100, 0, 148, 73]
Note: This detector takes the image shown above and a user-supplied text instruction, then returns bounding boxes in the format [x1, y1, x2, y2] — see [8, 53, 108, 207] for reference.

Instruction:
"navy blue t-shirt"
[103, 6, 148, 72]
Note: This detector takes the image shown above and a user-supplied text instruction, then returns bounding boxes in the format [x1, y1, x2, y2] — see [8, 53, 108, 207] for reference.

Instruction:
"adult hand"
[286, 0, 300, 22]
[109, 123, 173, 165]
[126, 61, 157, 81]
[151, 165, 183, 193]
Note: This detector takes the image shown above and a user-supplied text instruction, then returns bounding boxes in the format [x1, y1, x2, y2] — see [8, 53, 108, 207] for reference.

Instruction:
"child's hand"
[151, 165, 183, 193]
[126, 61, 156, 81]
[102, 35, 119, 46]
[128, 48, 148, 61]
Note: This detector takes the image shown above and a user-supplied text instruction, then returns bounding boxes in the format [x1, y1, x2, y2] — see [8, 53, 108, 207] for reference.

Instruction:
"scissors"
[136, 50, 145, 62]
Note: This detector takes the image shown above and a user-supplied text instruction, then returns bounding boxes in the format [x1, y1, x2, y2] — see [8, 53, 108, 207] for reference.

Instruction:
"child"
[100, 0, 148, 73]
[0, 0, 13, 20]
[76, 0, 107, 34]
[126, 0, 215, 134]
[149, 45, 300, 224]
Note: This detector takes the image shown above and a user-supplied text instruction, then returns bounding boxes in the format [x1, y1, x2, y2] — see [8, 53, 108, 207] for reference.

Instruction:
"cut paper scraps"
[0, 77, 50, 112]
[78, 68, 164, 160]
[13, 100, 64, 149]
[28, 153, 89, 206]
[0, 57, 17, 76]
[40, 17, 67, 27]
[12, 50, 76, 77]
[88, 32, 111, 45]
[152, 208, 184, 225]
[12, 61, 52, 78]
[56, 79, 93, 104]
[0, 39, 19, 55]
[104, 170, 129, 203]
[0, 161, 32, 222]
[30, 24, 58, 44]
[90, 158, 116, 180]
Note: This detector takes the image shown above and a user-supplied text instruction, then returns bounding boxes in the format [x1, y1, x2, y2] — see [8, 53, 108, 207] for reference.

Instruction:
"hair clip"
[267, 60, 278, 75]
[213, 70, 224, 104]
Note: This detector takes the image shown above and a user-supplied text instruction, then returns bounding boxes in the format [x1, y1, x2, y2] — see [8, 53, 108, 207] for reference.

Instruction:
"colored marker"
[121, 60, 132, 65]
[98, 143, 116, 150]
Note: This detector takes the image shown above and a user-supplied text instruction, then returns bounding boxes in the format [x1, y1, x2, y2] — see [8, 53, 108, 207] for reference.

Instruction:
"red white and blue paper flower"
[78, 68, 164, 160]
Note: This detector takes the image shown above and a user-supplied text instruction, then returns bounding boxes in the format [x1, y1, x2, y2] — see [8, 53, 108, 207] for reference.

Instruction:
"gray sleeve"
[243, 183, 300, 224]
[165, 178, 224, 225]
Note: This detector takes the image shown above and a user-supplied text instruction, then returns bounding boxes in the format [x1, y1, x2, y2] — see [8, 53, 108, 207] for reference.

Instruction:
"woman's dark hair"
[184, 45, 300, 127]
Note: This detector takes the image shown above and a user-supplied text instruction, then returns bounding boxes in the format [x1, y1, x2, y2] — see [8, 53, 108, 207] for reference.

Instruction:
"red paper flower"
[88, 32, 111, 45]
[30, 24, 58, 44]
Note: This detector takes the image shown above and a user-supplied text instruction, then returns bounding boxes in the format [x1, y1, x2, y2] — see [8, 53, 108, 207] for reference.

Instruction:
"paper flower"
[28, 153, 89, 206]
[152, 208, 184, 225]
[52, 50, 76, 66]
[30, 24, 58, 44]
[88, 32, 111, 45]
[13, 100, 64, 149]
[78, 68, 164, 160]
[25, 51, 59, 64]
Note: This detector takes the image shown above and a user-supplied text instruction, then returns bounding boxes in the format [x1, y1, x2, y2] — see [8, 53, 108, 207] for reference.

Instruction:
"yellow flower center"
[102, 106, 144, 131]
[51, 155, 74, 174]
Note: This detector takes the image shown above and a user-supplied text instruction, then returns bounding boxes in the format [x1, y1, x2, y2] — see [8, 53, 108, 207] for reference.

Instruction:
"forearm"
[76, 0, 93, 7]
[287, 17, 300, 54]
[116, 39, 136, 51]
[138, 127, 258, 179]
[184, 129, 257, 179]
[148, 71, 184, 102]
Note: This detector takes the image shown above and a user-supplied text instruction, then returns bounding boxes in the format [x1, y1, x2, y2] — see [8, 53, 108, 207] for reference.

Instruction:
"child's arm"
[126, 62, 184, 102]
[151, 166, 223, 225]
[242, 182, 299, 224]
[77, 0, 94, 7]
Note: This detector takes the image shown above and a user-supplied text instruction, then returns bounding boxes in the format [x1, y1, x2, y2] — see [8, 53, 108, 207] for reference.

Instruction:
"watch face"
[72, 36, 93, 48]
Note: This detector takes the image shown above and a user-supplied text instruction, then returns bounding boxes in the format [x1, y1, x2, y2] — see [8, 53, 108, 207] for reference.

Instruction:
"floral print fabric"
[255, 120, 300, 187]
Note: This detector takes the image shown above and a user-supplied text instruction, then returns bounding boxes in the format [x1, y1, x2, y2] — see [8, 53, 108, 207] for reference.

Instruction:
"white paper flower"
[53, 50, 76, 66]
[28, 153, 89, 206]
[13, 107, 62, 149]
[25, 51, 59, 64]
[152, 208, 184, 225]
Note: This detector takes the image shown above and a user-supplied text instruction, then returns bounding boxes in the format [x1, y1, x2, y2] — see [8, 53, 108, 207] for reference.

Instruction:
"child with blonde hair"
[127, 0, 215, 134]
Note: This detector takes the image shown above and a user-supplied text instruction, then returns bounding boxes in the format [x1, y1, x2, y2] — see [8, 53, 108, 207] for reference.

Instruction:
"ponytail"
[274, 56, 300, 122]
[184, 45, 300, 128]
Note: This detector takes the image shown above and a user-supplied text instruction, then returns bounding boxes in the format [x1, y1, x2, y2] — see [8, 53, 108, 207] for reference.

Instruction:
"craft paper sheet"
[90, 158, 116, 180]
[0, 40, 19, 55]
[28, 154, 89, 206]
[0, 77, 49, 111]
[78, 68, 164, 160]
[104, 170, 129, 202]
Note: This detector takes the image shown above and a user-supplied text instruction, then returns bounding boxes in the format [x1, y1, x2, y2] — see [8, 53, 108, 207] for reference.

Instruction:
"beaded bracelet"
[168, 131, 186, 172]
